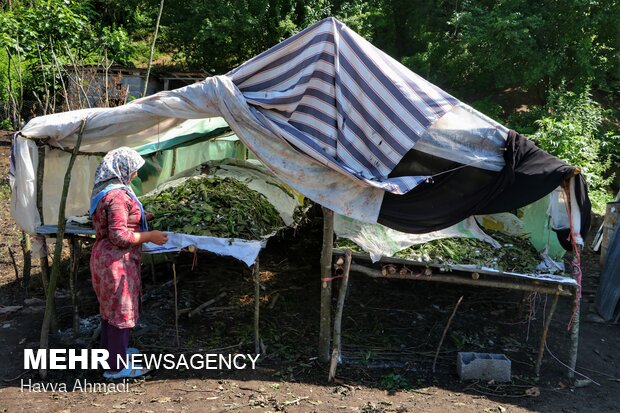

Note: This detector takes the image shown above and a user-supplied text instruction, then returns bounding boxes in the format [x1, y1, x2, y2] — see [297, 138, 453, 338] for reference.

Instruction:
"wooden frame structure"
[319, 210, 581, 379]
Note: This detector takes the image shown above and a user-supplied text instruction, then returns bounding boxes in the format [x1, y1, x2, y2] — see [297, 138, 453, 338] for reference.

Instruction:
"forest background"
[1, 0, 618, 212]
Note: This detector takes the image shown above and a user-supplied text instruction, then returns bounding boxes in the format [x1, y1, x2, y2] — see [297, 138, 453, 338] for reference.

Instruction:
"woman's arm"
[132, 231, 167, 245]
[106, 193, 168, 247]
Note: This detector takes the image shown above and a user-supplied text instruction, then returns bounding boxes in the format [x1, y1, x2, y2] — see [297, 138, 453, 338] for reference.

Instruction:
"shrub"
[532, 85, 613, 213]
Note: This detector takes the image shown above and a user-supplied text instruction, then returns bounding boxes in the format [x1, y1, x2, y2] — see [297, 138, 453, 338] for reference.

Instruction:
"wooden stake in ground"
[39, 119, 86, 379]
[319, 207, 334, 363]
[172, 262, 180, 347]
[535, 293, 560, 376]
[433, 295, 464, 373]
[328, 249, 351, 382]
[21, 231, 31, 287]
[254, 257, 261, 355]
[69, 236, 81, 336]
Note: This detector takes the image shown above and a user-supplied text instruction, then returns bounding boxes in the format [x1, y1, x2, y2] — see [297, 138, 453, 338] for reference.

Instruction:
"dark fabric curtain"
[378, 130, 590, 247]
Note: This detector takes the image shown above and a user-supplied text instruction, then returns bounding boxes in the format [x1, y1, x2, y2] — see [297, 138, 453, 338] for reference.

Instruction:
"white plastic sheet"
[13, 76, 384, 235]
[334, 214, 500, 262]
[142, 232, 264, 267]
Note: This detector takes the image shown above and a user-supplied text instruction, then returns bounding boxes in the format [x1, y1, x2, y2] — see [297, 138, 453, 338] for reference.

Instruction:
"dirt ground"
[0, 133, 618, 413]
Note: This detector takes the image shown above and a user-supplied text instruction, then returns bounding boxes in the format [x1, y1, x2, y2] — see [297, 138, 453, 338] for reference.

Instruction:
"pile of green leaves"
[140, 176, 284, 239]
[335, 231, 543, 274]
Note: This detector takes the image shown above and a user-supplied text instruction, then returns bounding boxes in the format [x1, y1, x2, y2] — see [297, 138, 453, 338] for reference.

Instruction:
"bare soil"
[0, 134, 618, 413]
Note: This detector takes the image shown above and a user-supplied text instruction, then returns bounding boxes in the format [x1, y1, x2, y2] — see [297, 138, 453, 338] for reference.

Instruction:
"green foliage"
[379, 373, 411, 392]
[141, 176, 284, 239]
[470, 98, 504, 120]
[532, 86, 613, 213]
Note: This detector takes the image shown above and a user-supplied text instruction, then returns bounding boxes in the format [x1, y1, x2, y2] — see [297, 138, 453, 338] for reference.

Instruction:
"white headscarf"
[92, 147, 145, 196]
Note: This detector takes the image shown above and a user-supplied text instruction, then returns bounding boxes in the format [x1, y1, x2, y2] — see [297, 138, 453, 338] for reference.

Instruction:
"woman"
[89, 147, 168, 379]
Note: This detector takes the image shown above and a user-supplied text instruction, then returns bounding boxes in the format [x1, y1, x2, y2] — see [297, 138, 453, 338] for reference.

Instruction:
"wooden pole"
[36, 145, 50, 295]
[567, 296, 580, 379]
[328, 249, 351, 382]
[21, 231, 31, 287]
[39, 119, 86, 379]
[69, 236, 81, 337]
[433, 296, 464, 373]
[172, 262, 180, 347]
[319, 207, 334, 363]
[254, 257, 261, 355]
[349, 263, 572, 296]
[535, 293, 560, 376]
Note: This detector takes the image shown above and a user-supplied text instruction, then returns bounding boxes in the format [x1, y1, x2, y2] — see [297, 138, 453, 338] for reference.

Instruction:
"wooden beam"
[349, 263, 572, 296]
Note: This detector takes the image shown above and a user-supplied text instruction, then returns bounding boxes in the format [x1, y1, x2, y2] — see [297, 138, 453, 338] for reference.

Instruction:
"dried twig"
[432, 295, 464, 373]
[188, 292, 228, 317]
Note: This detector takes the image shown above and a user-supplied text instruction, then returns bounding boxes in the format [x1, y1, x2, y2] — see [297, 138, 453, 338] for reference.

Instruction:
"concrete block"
[457, 352, 511, 382]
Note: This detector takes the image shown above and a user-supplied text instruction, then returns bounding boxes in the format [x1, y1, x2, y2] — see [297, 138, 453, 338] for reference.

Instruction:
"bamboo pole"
[567, 297, 580, 379]
[319, 207, 334, 363]
[328, 249, 351, 382]
[254, 257, 261, 355]
[349, 264, 572, 296]
[535, 293, 560, 376]
[39, 119, 86, 379]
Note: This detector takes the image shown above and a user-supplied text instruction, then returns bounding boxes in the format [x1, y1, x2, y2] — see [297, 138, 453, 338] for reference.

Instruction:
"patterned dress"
[90, 188, 142, 329]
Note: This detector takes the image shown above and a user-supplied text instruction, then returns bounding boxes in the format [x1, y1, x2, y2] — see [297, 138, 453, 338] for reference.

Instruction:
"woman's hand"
[148, 230, 168, 245]
[132, 230, 168, 245]
[145, 211, 154, 221]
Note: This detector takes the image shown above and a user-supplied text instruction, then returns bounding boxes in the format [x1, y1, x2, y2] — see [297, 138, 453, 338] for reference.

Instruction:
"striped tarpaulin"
[228, 17, 460, 194]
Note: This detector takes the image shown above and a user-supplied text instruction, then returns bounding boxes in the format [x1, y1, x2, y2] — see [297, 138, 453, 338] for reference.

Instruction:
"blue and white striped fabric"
[228, 17, 459, 194]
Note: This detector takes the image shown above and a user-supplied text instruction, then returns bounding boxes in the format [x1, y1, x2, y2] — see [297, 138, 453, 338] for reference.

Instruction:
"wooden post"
[172, 262, 180, 347]
[254, 257, 261, 355]
[328, 249, 351, 382]
[69, 236, 81, 336]
[21, 231, 31, 287]
[319, 207, 334, 363]
[567, 295, 580, 379]
[39, 119, 86, 379]
[535, 293, 560, 376]
[36, 145, 50, 295]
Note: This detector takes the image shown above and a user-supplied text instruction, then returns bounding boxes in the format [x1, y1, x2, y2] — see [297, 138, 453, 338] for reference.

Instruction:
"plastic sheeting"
[142, 233, 264, 267]
[12, 76, 385, 236]
[417, 104, 508, 172]
[334, 215, 500, 262]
